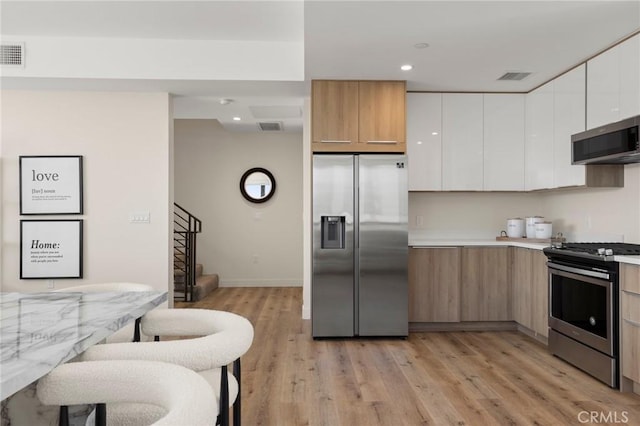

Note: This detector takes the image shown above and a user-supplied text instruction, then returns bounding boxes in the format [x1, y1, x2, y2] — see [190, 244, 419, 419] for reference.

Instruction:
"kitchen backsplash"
[409, 164, 640, 243]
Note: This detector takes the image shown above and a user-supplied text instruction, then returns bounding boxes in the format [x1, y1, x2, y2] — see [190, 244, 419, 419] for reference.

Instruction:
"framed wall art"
[20, 219, 83, 279]
[19, 155, 83, 215]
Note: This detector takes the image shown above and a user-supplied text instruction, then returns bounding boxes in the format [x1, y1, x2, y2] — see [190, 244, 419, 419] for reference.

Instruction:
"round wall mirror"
[239, 168, 276, 203]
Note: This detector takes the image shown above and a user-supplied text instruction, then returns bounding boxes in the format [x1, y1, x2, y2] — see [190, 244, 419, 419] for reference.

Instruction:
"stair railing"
[173, 203, 202, 302]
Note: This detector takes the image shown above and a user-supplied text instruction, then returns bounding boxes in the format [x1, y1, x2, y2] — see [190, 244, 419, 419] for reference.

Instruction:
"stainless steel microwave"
[572, 115, 640, 165]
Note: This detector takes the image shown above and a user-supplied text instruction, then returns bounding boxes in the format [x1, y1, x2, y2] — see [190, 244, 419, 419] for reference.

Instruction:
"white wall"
[1, 91, 173, 295]
[2, 36, 304, 82]
[174, 119, 303, 287]
[543, 165, 640, 242]
[408, 165, 640, 243]
[409, 192, 546, 239]
[302, 97, 312, 319]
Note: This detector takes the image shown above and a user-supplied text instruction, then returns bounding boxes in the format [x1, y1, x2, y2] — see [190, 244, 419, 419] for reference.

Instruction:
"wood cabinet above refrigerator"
[311, 80, 406, 153]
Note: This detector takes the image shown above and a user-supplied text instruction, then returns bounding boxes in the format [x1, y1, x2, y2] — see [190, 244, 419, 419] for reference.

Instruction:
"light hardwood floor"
[179, 287, 640, 426]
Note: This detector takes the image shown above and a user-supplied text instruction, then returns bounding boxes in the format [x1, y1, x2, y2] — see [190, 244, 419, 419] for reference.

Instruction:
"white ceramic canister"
[506, 218, 525, 238]
[525, 216, 544, 238]
[535, 221, 553, 239]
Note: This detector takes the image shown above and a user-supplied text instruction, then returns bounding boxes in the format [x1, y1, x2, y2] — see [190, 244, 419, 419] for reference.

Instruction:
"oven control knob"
[589, 316, 596, 327]
[605, 248, 613, 256]
[597, 248, 606, 255]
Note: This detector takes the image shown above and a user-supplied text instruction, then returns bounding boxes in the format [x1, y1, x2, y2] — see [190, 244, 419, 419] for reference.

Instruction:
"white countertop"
[615, 255, 640, 266]
[408, 237, 548, 251]
[408, 235, 640, 266]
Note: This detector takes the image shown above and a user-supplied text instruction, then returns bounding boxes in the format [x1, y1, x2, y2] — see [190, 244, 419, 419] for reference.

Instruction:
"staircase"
[173, 203, 219, 302]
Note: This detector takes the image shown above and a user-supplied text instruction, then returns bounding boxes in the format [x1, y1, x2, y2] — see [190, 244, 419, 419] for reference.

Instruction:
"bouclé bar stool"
[81, 308, 254, 426]
[36, 359, 217, 426]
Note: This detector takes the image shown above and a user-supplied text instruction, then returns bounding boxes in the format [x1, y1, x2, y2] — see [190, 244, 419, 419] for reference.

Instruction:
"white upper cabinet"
[587, 33, 640, 129]
[406, 93, 442, 191]
[483, 94, 525, 191]
[586, 46, 618, 128]
[553, 65, 586, 188]
[619, 34, 640, 120]
[525, 81, 554, 190]
[442, 94, 484, 190]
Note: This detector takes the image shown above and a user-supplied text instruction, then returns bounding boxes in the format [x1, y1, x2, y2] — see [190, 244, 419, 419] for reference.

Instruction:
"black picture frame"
[20, 219, 83, 279]
[19, 155, 84, 215]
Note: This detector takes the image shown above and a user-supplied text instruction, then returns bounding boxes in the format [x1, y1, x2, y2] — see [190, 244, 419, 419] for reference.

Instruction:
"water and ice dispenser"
[321, 216, 345, 249]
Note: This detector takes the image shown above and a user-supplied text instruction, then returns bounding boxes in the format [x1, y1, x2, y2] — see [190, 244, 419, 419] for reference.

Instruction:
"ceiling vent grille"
[1, 43, 24, 66]
[497, 71, 531, 81]
[258, 122, 283, 131]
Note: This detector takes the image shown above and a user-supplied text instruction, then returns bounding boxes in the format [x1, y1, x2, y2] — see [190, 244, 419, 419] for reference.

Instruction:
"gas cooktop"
[544, 242, 640, 262]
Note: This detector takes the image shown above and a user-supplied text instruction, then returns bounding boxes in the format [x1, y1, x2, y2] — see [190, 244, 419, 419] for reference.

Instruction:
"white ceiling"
[2, 1, 639, 132]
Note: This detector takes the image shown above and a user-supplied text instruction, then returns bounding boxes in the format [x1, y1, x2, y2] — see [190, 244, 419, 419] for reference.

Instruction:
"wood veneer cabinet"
[621, 263, 640, 384]
[311, 80, 406, 153]
[311, 80, 359, 149]
[511, 247, 548, 337]
[461, 247, 511, 321]
[408, 247, 461, 322]
[531, 250, 549, 337]
[512, 247, 533, 329]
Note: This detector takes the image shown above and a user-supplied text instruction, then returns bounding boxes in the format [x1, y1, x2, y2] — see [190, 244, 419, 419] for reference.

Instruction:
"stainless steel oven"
[547, 259, 618, 387]
[548, 261, 615, 356]
[542, 242, 640, 389]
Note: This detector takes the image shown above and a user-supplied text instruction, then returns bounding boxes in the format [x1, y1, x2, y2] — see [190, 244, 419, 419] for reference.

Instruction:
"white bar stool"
[81, 309, 254, 426]
[36, 359, 217, 426]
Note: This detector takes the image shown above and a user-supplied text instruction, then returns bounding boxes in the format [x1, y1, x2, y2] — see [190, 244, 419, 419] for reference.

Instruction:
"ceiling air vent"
[497, 72, 531, 81]
[258, 122, 283, 132]
[1, 43, 24, 66]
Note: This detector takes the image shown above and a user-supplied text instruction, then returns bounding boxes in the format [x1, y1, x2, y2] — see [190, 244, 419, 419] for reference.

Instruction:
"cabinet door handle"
[623, 318, 640, 328]
[320, 140, 351, 144]
[366, 140, 397, 144]
[622, 289, 640, 298]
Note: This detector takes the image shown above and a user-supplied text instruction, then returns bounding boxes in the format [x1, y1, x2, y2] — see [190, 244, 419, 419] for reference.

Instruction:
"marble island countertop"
[0, 290, 167, 401]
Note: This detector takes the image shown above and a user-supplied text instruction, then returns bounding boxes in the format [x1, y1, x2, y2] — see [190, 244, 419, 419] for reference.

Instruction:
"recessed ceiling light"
[401, 64, 413, 71]
[432, 132, 439, 136]
[416, 141, 423, 145]
[232, 116, 241, 121]
[219, 98, 233, 105]
[414, 43, 429, 49]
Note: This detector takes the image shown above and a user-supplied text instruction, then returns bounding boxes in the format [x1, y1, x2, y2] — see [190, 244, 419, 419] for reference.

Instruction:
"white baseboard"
[219, 279, 302, 288]
[302, 305, 311, 320]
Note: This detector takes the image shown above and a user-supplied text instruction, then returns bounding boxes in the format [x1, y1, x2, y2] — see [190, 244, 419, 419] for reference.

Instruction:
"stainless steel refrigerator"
[312, 154, 408, 337]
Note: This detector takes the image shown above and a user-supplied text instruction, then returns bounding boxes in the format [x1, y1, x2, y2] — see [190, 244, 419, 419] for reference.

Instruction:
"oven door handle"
[547, 261, 611, 280]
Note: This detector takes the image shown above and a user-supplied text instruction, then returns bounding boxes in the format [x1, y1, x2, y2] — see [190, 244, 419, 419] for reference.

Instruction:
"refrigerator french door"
[312, 154, 408, 337]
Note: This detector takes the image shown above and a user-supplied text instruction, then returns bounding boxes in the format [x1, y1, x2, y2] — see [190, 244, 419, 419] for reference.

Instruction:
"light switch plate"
[129, 211, 150, 223]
